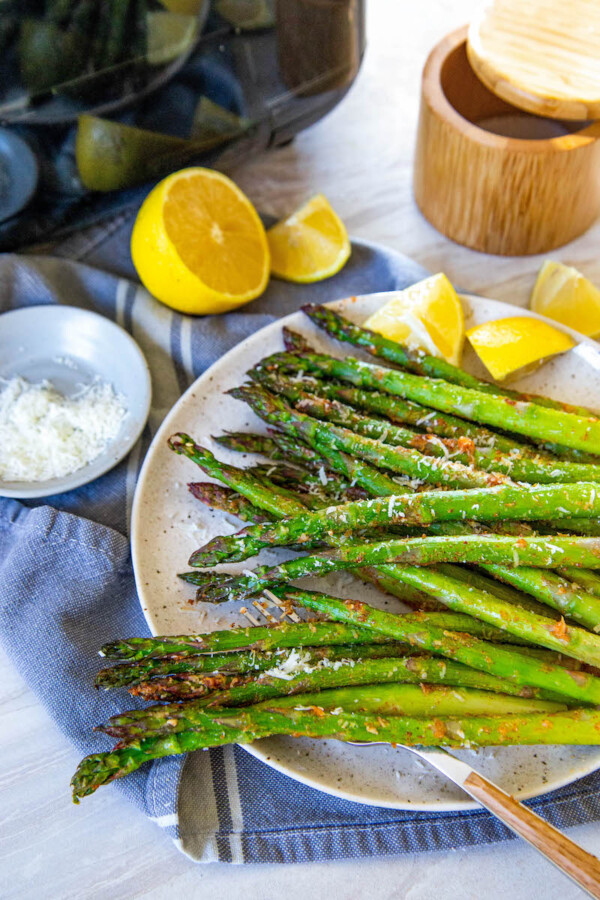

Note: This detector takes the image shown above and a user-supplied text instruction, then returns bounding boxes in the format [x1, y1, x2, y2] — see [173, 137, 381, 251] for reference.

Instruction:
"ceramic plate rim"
[0, 305, 152, 499]
[131, 290, 600, 811]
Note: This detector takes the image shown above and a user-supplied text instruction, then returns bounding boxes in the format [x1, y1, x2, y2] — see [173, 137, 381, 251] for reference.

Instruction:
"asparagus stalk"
[253, 349, 600, 457]
[301, 304, 592, 417]
[215, 430, 326, 471]
[438, 565, 561, 621]
[71, 707, 600, 799]
[102, 611, 539, 674]
[188, 482, 276, 524]
[100, 683, 565, 741]
[274, 588, 600, 704]
[215, 427, 413, 499]
[558, 568, 600, 598]
[282, 326, 314, 353]
[480, 564, 600, 632]
[188, 483, 600, 568]
[387, 565, 600, 667]
[95, 648, 284, 689]
[111, 652, 565, 709]
[96, 643, 418, 690]
[105, 0, 131, 66]
[288, 389, 600, 485]
[129, 671, 239, 700]
[169, 434, 308, 517]
[232, 385, 512, 490]
[187, 534, 600, 604]
[99, 621, 390, 661]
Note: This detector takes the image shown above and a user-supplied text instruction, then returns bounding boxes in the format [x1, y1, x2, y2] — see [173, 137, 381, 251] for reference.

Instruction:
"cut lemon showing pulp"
[364, 273, 464, 365]
[267, 194, 350, 283]
[466, 317, 575, 381]
[530, 260, 600, 338]
[131, 168, 270, 315]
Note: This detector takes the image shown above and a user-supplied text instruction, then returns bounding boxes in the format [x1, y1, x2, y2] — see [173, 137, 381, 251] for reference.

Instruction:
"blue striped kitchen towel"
[1, 222, 600, 863]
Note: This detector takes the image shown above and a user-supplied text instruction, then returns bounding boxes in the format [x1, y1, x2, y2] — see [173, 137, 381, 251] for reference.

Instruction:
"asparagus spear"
[71, 707, 600, 799]
[438, 565, 561, 621]
[215, 430, 324, 470]
[95, 648, 284, 689]
[105, 0, 131, 66]
[253, 349, 600, 457]
[99, 621, 392, 661]
[129, 671, 239, 700]
[387, 565, 600, 667]
[169, 434, 308, 517]
[232, 385, 512, 489]
[188, 483, 600, 568]
[110, 652, 565, 710]
[288, 389, 600, 485]
[187, 534, 600, 604]
[214, 426, 414, 499]
[188, 482, 276, 523]
[301, 304, 592, 417]
[100, 683, 565, 741]
[558, 568, 600, 598]
[480, 564, 600, 632]
[282, 326, 314, 353]
[251, 462, 352, 503]
[102, 610, 539, 672]
[96, 643, 418, 690]
[273, 588, 600, 704]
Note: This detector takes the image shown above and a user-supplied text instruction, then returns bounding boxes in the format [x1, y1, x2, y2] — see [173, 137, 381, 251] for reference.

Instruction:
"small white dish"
[0, 306, 151, 499]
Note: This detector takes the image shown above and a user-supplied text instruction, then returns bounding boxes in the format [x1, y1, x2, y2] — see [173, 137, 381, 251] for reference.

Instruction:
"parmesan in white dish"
[0, 376, 127, 482]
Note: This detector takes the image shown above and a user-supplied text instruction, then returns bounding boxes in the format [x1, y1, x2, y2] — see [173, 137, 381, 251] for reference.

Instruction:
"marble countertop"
[3, 1, 600, 896]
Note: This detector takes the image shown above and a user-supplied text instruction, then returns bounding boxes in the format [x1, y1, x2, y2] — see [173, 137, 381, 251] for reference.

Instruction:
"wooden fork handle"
[464, 772, 600, 899]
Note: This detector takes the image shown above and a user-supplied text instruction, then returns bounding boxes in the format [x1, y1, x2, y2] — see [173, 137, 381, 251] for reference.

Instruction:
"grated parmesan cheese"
[0, 376, 126, 482]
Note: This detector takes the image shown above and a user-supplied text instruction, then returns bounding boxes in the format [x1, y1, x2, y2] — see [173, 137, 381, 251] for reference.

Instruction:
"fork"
[350, 741, 600, 898]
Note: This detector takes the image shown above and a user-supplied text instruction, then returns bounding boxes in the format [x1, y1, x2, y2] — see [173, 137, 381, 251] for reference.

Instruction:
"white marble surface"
[4, 0, 600, 896]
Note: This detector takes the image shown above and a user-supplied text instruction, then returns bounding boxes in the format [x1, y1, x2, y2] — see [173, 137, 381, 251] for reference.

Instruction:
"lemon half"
[131, 168, 269, 315]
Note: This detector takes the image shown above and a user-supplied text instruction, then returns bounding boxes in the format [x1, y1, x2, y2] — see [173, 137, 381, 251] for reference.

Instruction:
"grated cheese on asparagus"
[0, 376, 126, 482]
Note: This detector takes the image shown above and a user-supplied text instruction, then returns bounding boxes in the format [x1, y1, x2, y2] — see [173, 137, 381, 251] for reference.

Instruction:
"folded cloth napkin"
[2, 226, 600, 864]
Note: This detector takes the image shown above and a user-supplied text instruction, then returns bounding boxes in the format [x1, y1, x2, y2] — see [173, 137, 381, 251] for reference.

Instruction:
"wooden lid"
[467, 0, 600, 120]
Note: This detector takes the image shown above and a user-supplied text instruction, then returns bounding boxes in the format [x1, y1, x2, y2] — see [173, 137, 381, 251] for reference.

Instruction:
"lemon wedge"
[267, 194, 350, 283]
[191, 96, 249, 143]
[364, 273, 465, 365]
[131, 167, 270, 315]
[146, 11, 198, 65]
[76, 116, 196, 192]
[466, 316, 575, 381]
[530, 260, 600, 338]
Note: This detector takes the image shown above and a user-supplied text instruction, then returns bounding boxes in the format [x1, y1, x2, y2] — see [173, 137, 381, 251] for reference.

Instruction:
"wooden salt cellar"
[414, 3, 600, 256]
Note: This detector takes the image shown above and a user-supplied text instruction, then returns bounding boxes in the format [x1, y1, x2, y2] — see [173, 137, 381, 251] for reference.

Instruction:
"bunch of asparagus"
[18, 0, 157, 96]
[72, 303, 600, 800]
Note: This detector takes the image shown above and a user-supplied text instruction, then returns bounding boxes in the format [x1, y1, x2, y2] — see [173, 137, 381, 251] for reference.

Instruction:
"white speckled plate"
[131, 292, 600, 811]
